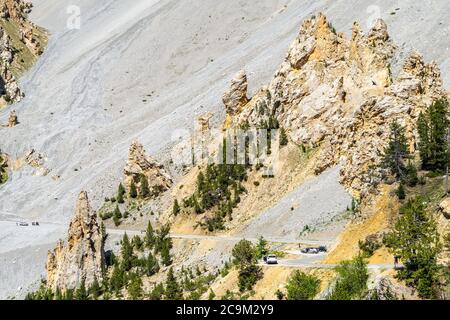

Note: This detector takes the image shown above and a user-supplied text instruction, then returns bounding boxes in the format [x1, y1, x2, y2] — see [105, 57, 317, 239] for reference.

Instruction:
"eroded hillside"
[1, 0, 450, 300]
[25, 12, 450, 300]
[0, 0, 46, 106]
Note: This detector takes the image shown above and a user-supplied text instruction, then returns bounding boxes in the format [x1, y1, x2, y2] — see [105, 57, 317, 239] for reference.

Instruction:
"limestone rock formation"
[124, 141, 173, 196]
[46, 191, 105, 291]
[0, 0, 42, 55]
[24, 149, 49, 176]
[225, 13, 447, 196]
[7, 109, 17, 126]
[0, 0, 45, 104]
[439, 197, 450, 219]
[198, 112, 213, 132]
[0, 27, 23, 103]
[222, 70, 249, 116]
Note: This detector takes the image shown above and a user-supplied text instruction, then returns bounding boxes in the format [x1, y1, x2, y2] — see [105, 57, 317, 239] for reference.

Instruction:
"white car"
[265, 254, 278, 265]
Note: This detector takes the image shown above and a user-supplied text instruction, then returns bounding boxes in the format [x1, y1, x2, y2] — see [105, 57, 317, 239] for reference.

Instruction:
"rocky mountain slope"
[0, 0, 449, 299]
[0, 0, 46, 106]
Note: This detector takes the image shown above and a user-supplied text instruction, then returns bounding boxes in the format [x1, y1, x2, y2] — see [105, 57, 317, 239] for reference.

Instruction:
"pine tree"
[113, 205, 122, 226]
[417, 99, 450, 172]
[405, 161, 418, 187]
[255, 236, 268, 259]
[161, 242, 173, 266]
[121, 233, 134, 271]
[429, 99, 449, 171]
[172, 199, 180, 216]
[384, 197, 442, 298]
[381, 121, 411, 179]
[145, 252, 160, 276]
[280, 127, 288, 147]
[89, 276, 101, 300]
[130, 180, 138, 198]
[417, 111, 431, 166]
[144, 221, 155, 249]
[100, 222, 108, 242]
[117, 183, 125, 204]
[165, 267, 183, 300]
[396, 183, 406, 200]
[75, 278, 88, 300]
[110, 262, 124, 294]
[54, 287, 63, 300]
[127, 273, 143, 300]
[193, 195, 202, 214]
[149, 283, 165, 300]
[140, 174, 150, 198]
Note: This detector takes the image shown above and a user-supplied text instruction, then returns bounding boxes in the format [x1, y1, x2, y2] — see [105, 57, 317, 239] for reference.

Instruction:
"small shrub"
[396, 183, 406, 200]
[358, 234, 381, 258]
[285, 270, 321, 300]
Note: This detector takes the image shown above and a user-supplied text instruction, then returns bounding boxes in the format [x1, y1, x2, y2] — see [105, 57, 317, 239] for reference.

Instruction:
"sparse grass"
[0, 20, 48, 77]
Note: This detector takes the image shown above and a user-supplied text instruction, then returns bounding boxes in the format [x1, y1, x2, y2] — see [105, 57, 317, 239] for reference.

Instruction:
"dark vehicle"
[301, 246, 327, 254]
[32, 221, 40, 226]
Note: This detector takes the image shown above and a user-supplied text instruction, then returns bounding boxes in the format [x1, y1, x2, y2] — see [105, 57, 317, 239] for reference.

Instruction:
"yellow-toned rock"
[46, 191, 105, 291]
[439, 197, 450, 219]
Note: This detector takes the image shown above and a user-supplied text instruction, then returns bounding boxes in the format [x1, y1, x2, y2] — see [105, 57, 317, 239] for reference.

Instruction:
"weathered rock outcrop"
[223, 70, 249, 116]
[1, 0, 42, 55]
[439, 197, 450, 219]
[225, 13, 447, 196]
[0, 0, 45, 104]
[124, 141, 173, 196]
[7, 109, 17, 126]
[46, 191, 105, 291]
[24, 149, 49, 176]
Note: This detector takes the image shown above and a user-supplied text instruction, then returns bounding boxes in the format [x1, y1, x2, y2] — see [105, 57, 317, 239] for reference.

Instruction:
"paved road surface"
[106, 228, 398, 269]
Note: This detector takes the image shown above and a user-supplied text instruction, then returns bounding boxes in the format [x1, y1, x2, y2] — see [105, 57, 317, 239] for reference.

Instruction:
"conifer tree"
[140, 174, 150, 198]
[144, 221, 155, 249]
[127, 273, 143, 300]
[113, 205, 122, 226]
[161, 242, 173, 266]
[130, 180, 138, 198]
[417, 99, 450, 172]
[280, 127, 288, 147]
[89, 276, 101, 300]
[121, 233, 134, 271]
[145, 252, 160, 276]
[164, 267, 183, 300]
[384, 197, 442, 298]
[172, 199, 180, 216]
[110, 262, 124, 294]
[75, 278, 88, 300]
[381, 121, 411, 179]
[117, 183, 125, 204]
[417, 111, 431, 166]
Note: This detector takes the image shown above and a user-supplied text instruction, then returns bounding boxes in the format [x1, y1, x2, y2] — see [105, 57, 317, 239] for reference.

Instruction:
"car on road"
[264, 254, 278, 265]
[301, 246, 327, 254]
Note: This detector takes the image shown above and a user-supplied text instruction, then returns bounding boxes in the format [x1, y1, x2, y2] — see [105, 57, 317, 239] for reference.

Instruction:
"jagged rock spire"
[7, 109, 17, 127]
[123, 140, 172, 196]
[46, 191, 105, 291]
[222, 70, 249, 115]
